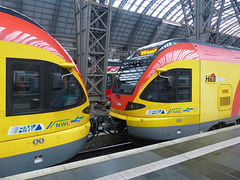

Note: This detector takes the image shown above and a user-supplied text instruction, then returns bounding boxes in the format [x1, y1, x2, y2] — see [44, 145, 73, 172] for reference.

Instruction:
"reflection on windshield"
[112, 39, 190, 96]
[112, 57, 153, 95]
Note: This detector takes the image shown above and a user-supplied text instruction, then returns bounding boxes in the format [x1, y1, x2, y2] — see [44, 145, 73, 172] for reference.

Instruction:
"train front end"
[110, 39, 200, 141]
[0, 6, 90, 177]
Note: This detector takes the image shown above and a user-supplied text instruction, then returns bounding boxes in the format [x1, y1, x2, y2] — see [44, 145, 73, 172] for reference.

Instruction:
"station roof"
[1, 0, 240, 58]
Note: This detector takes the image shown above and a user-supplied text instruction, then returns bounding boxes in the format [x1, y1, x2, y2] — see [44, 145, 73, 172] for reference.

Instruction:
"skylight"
[111, 0, 240, 38]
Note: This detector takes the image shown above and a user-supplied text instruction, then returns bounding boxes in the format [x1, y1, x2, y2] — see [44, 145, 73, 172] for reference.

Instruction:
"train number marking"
[8, 123, 45, 135]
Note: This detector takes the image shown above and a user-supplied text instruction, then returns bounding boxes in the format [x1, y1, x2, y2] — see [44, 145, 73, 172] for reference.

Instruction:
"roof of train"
[137, 38, 240, 52]
[0, 6, 75, 66]
[0, 6, 45, 31]
[130, 38, 240, 64]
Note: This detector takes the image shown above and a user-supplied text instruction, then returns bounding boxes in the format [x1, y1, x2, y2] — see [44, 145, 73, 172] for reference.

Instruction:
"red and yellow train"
[110, 39, 240, 141]
[0, 6, 90, 177]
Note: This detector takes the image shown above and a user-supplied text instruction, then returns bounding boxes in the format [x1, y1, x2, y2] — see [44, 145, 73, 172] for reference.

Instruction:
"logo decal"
[114, 101, 122, 106]
[8, 123, 45, 135]
[183, 107, 193, 112]
[168, 108, 182, 114]
[46, 116, 84, 129]
[205, 73, 226, 83]
[146, 109, 166, 115]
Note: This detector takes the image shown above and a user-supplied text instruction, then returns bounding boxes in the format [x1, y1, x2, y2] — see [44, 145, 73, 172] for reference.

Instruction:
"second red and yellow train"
[110, 39, 240, 141]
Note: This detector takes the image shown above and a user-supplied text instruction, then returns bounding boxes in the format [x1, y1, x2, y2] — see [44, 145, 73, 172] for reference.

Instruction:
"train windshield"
[112, 39, 187, 96]
[112, 56, 153, 95]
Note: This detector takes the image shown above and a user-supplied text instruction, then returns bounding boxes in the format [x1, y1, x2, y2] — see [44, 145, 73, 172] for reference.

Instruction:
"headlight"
[82, 106, 90, 114]
[125, 102, 145, 110]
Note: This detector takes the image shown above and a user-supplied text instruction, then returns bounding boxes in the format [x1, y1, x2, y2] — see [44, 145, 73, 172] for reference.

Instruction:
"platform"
[2, 125, 240, 180]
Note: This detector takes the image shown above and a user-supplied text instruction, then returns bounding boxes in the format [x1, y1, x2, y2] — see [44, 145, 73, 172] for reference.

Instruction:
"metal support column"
[181, 0, 215, 42]
[74, 0, 111, 106]
[208, 0, 225, 44]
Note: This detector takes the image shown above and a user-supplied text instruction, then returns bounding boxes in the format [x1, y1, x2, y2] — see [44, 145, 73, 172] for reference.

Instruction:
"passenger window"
[177, 71, 191, 101]
[6, 58, 87, 116]
[140, 69, 192, 103]
[12, 66, 40, 110]
[7, 60, 40, 115]
[51, 66, 86, 108]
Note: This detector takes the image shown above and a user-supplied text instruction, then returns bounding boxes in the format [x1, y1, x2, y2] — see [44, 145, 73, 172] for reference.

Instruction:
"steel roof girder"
[163, 1, 181, 20]
[212, 0, 225, 33]
[50, 0, 63, 34]
[142, 0, 158, 15]
[134, 0, 145, 13]
[75, 0, 111, 102]
[89, 31, 107, 53]
[180, 0, 195, 36]
[155, 0, 172, 18]
[200, 0, 215, 31]
[151, 22, 165, 43]
[88, 55, 105, 74]
[230, 0, 240, 28]
[149, 0, 164, 17]
[90, 5, 108, 29]
[16, 0, 23, 13]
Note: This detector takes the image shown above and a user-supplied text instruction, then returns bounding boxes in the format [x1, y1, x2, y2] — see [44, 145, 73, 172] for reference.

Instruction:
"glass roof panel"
[137, 0, 150, 13]
[135, 0, 143, 6]
[113, 0, 121, 8]
[146, 0, 162, 16]
[171, 10, 183, 22]
[130, 5, 137, 12]
[137, 6, 145, 13]
[3, 0, 239, 46]
[152, 10, 160, 17]
[111, 0, 240, 40]
[123, 0, 135, 10]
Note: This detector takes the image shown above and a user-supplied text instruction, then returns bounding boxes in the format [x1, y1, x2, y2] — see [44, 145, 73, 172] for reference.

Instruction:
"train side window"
[51, 66, 86, 109]
[140, 71, 174, 102]
[177, 70, 192, 102]
[7, 60, 40, 115]
[140, 69, 191, 103]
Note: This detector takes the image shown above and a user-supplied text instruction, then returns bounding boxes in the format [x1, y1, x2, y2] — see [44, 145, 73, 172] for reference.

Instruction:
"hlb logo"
[205, 73, 216, 82]
[205, 73, 226, 83]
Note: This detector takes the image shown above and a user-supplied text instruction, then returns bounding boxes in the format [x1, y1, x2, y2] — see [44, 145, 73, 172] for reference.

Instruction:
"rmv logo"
[8, 124, 45, 135]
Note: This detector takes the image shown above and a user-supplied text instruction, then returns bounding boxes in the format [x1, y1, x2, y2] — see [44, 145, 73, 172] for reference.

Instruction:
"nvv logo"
[8, 123, 45, 135]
